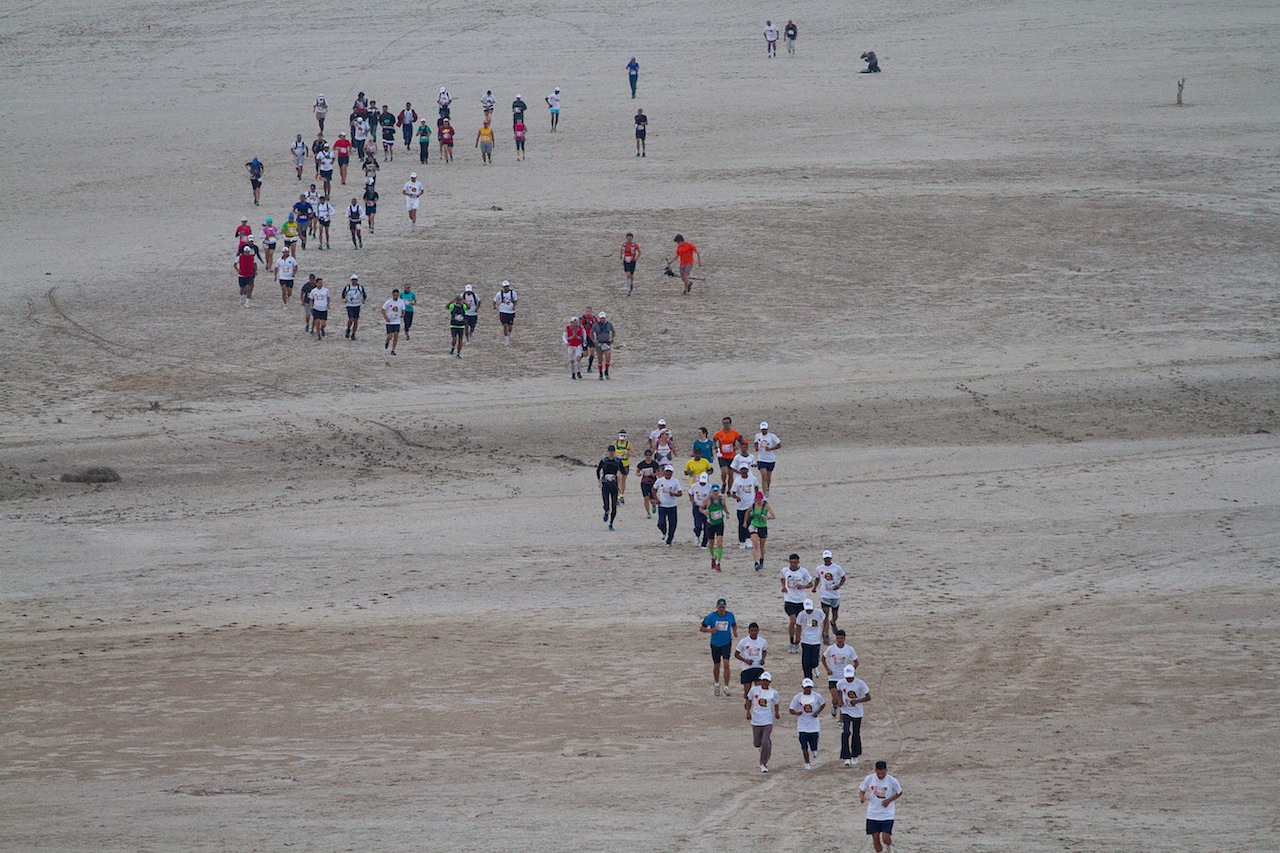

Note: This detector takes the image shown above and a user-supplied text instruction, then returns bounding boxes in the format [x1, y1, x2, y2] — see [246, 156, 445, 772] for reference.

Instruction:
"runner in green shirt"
[748, 491, 776, 571]
[447, 295, 467, 357]
[702, 484, 729, 572]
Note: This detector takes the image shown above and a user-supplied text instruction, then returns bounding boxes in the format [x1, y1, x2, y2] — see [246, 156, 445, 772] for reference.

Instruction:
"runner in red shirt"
[332, 133, 352, 184]
[667, 234, 701, 294]
[563, 316, 586, 379]
[438, 119, 455, 163]
[712, 416, 741, 490]
[580, 306, 598, 374]
[233, 246, 259, 306]
[235, 216, 252, 246]
[620, 232, 641, 295]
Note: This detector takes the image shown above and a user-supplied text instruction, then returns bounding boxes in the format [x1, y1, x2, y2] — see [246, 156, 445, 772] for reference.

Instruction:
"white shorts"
[567, 345, 583, 359]
[406, 198, 420, 211]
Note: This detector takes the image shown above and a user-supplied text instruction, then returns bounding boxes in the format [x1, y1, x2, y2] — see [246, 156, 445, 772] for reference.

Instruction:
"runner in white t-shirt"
[860, 761, 904, 850]
[753, 421, 781, 496]
[402, 173, 424, 226]
[836, 664, 871, 766]
[817, 550, 846, 642]
[688, 473, 712, 547]
[797, 599, 826, 681]
[779, 553, 815, 652]
[382, 288, 406, 355]
[763, 20, 780, 56]
[272, 249, 298, 307]
[733, 622, 768, 699]
[309, 281, 331, 339]
[461, 284, 480, 340]
[822, 631, 858, 715]
[653, 465, 682, 546]
[545, 87, 561, 132]
[788, 678, 826, 770]
[730, 464, 758, 550]
[745, 672, 779, 773]
[492, 281, 517, 343]
[342, 274, 367, 341]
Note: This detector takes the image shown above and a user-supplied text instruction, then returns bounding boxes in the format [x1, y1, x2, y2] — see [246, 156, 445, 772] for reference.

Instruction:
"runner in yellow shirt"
[475, 120, 496, 165]
[684, 453, 714, 487]
[613, 430, 632, 504]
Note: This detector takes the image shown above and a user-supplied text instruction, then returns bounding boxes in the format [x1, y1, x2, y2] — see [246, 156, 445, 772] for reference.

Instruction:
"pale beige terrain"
[1, 1, 1278, 851]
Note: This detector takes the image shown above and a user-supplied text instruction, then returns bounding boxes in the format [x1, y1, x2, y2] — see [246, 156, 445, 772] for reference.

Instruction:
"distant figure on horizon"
[861, 51, 880, 73]
[785, 20, 798, 54]
[764, 20, 779, 57]
[626, 57, 639, 97]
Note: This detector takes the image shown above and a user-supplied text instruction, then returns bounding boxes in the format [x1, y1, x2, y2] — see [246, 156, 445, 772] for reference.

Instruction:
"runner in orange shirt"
[666, 234, 701, 294]
[620, 232, 641, 295]
[713, 416, 742, 491]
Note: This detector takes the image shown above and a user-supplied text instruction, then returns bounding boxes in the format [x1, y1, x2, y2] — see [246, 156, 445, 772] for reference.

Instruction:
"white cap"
[240, 216, 248, 221]
[350, 274, 359, 279]
[698, 473, 708, 484]
[803, 598, 814, 610]
[663, 464, 674, 471]
[501, 280, 510, 287]
[822, 550, 833, 559]
[598, 312, 606, 318]
[241, 246, 252, 252]
[440, 87, 446, 92]
[318, 93, 325, 98]
[759, 671, 772, 681]
[801, 678, 814, 688]
[410, 172, 417, 178]
[658, 418, 666, 425]
[464, 284, 473, 292]
[843, 664, 856, 678]
[570, 316, 578, 322]
[516, 93, 522, 99]
[760, 421, 769, 430]
[554, 86, 561, 93]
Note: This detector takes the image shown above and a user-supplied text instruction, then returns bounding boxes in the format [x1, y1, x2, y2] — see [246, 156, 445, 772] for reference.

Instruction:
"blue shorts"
[550, 107, 560, 114]
[798, 732, 818, 751]
[757, 460, 776, 471]
[866, 819, 894, 836]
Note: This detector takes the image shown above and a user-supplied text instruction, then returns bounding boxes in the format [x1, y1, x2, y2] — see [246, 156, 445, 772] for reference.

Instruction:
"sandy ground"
[1, 0, 1278, 850]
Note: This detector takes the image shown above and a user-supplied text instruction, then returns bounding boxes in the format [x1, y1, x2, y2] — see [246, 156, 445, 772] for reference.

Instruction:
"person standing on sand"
[764, 20, 779, 57]
[785, 20, 798, 54]
[860, 761, 903, 852]
[666, 235, 700, 295]
[245, 157, 264, 206]
[314, 94, 328, 131]
[702, 484, 728, 571]
[234, 245, 258, 306]
[817, 551, 846, 642]
[780, 553, 815, 651]
[382, 288, 406, 355]
[789, 678, 825, 771]
[634, 108, 647, 157]
[310, 277, 331, 339]
[654, 464, 682, 546]
[597, 444, 623, 530]
[746, 671, 780, 773]
[592, 311, 614, 379]
[403, 172, 424, 228]
[400, 283, 416, 340]
[626, 57, 639, 97]
[620, 233, 641, 294]
[448, 294, 468, 358]
[272, 246, 297, 307]
[291, 134, 309, 181]
[699, 598, 738, 697]
[753, 421, 781, 497]
[822, 630, 858, 715]
[733, 622, 767, 698]
[475, 119, 496, 165]
[342, 274, 367, 341]
[837, 664, 871, 766]
[493, 280, 517, 344]
[546, 87, 561, 132]
[797, 598, 825, 681]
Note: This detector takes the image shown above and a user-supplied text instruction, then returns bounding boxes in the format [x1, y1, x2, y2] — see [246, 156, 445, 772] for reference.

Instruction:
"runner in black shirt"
[511, 95, 527, 128]
[635, 449, 660, 520]
[597, 446, 624, 529]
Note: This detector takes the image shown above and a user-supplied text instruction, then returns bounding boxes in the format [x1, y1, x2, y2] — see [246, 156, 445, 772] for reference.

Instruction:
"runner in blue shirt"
[626, 57, 639, 98]
[699, 598, 738, 697]
[292, 196, 313, 250]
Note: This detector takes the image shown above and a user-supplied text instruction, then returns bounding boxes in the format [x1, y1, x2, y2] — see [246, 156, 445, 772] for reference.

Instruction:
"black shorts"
[318, 219, 330, 228]
[623, 259, 636, 273]
[387, 323, 400, 334]
[320, 169, 333, 180]
[349, 220, 361, 231]
[365, 205, 377, 215]
[338, 155, 350, 165]
[619, 464, 630, 475]
[465, 315, 477, 330]
[450, 325, 465, 336]
[640, 482, 654, 498]
[498, 312, 515, 325]
[757, 460, 776, 471]
[718, 457, 734, 468]
[347, 306, 361, 318]
[312, 308, 328, 320]
[707, 522, 725, 537]
[710, 643, 731, 663]
[784, 601, 805, 616]
[238, 275, 254, 287]
[250, 179, 262, 188]
[635, 129, 646, 139]
[740, 667, 763, 685]
[279, 280, 294, 291]
[750, 527, 768, 539]
[866, 820, 894, 836]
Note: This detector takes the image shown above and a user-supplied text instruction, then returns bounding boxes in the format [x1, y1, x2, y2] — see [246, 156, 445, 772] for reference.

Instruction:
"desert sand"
[1, 0, 1278, 850]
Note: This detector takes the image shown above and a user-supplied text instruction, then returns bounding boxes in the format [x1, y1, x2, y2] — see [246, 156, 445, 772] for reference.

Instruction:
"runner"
[699, 598, 738, 697]
[361, 149, 380, 189]
[382, 288, 406, 355]
[245, 157, 263, 206]
[448, 294, 467, 357]
[282, 212, 300, 255]
[291, 134, 308, 181]
[475, 119, 495, 165]
[417, 123, 431, 164]
[261, 216, 278, 268]
[300, 274, 317, 334]
[480, 89, 496, 122]
[311, 132, 327, 177]
[303, 184, 321, 240]
[314, 196, 334, 250]
[745, 672, 780, 773]
[780, 553, 816, 652]
[733, 622, 767, 698]
[860, 762, 904, 852]
[346, 197, 364, 248]
[513, 115, 527, 161]
[592, 311, 614, 379]
[635, 448, 658, 519]
[461, 284, 480, 340]
[747, 491, 776, 572]
[626, 56, 639, 98]
[437, 86, 452, 118]
[563, 316, 585, 379]
[654, 464, 682, 546]
[398, 102, 418, 150]
[314, 94, 328, 131]
[714, 418, 741, 490]
[403, 172, 424, 228]
[238, 234, 261, 262]
[400, 283, 416, 339]
[310, 277, 331, 339]
[317, 143, 335, 197]
[613, 430, 631, 502]
[731, 440, 757, 487]
[292, 194, 311, 250]
[362, 179, 379, 235]
[701, 485, 729, 571]
[764, 20, 779, 57]
[634, 108, 647, 157]
[822, 630, 858, 716]
[342, 274, 367, 341]
[352, 113, 371, 159]
[492, 280, 517, 344]
[818, 550, 846, 642]
[754, 422, 782, 496]
[272, 246, 297, 307]
[693, 427, 714, 464]
[666, 235, 701, 295]
[597, 445, 623, 530]
[233, 245, 258, 306]
[684, 450, 714, 496]
[784, 20, 798, 54]
[730, 463, 758, 552]
[836, 664, 871, 766]
[545, 87, 561, 132]
[653, 429, 676, 469]
[438, 118, 455, 163]
[620, 232, 640, 294]
[333, 132, 351, 185]
[688, 472, 713, 548]
[378, 104, 397, 160]
[511, 93, 526, 129]
[797, 599, 826, 681]
[788, 678, 826, 771]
